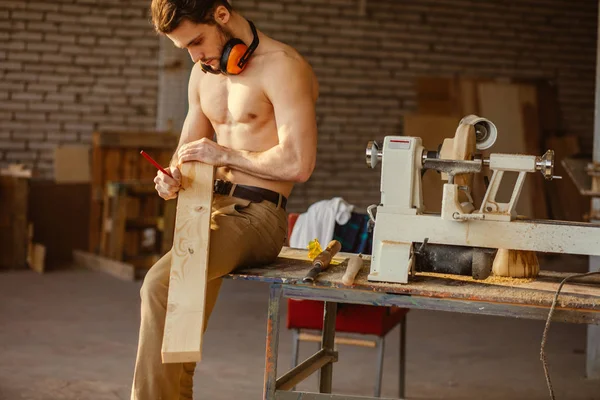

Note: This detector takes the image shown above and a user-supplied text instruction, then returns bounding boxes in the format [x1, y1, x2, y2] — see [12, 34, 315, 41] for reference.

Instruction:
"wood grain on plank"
[161, 162, 214, 363]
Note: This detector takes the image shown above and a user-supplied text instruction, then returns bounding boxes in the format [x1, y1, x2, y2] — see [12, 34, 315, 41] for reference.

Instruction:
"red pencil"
[140, 150, 173, 178]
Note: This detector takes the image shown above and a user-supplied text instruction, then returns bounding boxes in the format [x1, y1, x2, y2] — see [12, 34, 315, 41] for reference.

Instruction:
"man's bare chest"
[199, 76, 272, 126]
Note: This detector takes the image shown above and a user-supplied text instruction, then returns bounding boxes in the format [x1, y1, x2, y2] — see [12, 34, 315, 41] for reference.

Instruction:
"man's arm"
[178, 56, 318, 183]
[170, 63, 214, 167]
[225, 56, 318, 182]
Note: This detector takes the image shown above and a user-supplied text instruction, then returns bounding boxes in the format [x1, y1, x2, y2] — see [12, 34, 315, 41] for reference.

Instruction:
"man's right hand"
[154, 166, 181, 200]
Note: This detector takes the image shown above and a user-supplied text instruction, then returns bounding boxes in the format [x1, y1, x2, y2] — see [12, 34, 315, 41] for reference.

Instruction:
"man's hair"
[151, 0, 232, 34]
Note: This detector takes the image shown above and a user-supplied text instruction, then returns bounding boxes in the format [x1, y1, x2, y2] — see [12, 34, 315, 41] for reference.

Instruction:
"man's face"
[167, 19, 233, 72]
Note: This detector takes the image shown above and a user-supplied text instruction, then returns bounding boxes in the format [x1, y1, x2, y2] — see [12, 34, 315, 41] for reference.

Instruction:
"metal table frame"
[260, 282, 600, 400]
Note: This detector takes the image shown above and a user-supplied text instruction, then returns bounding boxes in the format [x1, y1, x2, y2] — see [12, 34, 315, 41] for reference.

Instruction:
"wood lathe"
[366, 115, 600, 284]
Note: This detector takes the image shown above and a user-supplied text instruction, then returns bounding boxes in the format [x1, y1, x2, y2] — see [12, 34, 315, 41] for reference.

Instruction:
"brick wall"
[1, 0, 597, 214]
[233, 0, 598, 212]
[0, 0, 159, 177]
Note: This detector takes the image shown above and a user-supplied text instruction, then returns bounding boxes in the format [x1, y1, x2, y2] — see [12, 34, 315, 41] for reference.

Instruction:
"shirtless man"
[131, 1, 318, 398]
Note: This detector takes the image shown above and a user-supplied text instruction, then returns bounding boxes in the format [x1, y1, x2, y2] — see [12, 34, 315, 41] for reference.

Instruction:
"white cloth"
[289, 197, 354, 249]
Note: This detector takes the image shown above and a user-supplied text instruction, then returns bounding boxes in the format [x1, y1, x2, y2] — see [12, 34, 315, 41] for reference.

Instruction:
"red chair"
[286, 213, 408, 398]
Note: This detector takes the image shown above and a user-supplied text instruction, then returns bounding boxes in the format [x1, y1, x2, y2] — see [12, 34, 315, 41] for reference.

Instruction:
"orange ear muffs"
[220, 39, 248, 75]
[218, 19, 259, 76]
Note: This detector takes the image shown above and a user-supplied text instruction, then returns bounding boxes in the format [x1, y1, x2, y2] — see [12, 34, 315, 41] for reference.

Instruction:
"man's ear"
[213, 5, 231, 24]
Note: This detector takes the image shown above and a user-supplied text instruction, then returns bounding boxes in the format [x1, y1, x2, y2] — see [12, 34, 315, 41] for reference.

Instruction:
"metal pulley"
[365, 141, 382, 168]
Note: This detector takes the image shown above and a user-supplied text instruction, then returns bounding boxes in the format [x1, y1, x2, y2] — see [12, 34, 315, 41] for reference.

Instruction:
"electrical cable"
[540, 271, 600, 400]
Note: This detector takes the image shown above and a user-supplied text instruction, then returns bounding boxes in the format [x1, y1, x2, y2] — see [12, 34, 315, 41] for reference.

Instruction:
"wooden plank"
[0, 176, 29, 269]
[93, 131, 178, 149]
[73, 250, 135, 281]
[28, 243, 46, 274]
[162, 162, 214, 363]
[99, 188, 111, 256]
[10, 178, 28, 270]
[98, 151, 123, 256]
[0, 164, 32, 178]
[89, 140, 104, 252]
[298, 332, 377, 348]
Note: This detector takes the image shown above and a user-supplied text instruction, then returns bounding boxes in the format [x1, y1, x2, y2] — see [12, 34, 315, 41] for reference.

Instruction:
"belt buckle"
[213, 179, 233, 195]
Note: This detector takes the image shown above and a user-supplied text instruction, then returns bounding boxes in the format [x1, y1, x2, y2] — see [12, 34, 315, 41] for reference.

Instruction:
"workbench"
[227, 248, 600, 400]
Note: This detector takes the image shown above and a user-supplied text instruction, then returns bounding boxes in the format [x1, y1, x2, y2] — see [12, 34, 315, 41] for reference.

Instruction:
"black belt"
[213, 179, 287, 210]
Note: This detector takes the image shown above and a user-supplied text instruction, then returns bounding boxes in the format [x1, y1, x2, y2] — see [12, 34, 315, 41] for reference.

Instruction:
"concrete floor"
[1, 257, 599, 400]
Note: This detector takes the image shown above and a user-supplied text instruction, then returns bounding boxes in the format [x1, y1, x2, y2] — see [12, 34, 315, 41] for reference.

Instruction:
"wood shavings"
[417, 271, 534, 285]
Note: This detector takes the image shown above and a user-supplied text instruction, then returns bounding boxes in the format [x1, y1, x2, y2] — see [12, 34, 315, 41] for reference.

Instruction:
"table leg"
[263, 284, 283, 400]
[319, 301, 338, 393]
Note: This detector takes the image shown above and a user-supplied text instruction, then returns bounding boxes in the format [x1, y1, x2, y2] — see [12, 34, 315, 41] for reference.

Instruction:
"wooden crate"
[99, 181, 176, 274]
[89, 131, 178, 254]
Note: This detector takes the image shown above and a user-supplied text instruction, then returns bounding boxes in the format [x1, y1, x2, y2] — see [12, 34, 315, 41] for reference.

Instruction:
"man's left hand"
[178, 138, 228, 166]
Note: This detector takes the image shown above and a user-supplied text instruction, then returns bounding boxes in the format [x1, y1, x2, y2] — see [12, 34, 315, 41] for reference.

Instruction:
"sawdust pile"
[417, 272, 534, 285]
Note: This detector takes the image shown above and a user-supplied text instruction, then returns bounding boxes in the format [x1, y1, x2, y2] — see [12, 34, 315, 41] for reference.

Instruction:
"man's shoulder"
[276, 49, 309, 68]
[256, 38, 310, 69]
[256, 46, 314, 84]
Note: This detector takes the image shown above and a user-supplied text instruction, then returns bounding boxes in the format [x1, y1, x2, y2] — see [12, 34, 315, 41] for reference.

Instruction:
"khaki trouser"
[131, 193, 287, 400]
